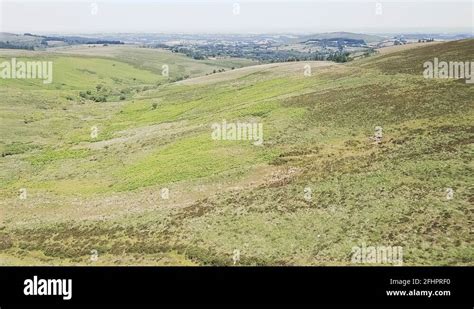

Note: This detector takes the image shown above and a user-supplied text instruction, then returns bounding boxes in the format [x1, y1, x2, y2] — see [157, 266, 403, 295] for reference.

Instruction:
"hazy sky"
[1, 0, 472, 34]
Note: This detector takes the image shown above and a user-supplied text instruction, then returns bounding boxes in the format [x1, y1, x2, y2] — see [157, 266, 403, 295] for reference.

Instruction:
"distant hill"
[0, 32, 124, 50]
[297, 32, 384, 43]
[0, 33, 44, 50]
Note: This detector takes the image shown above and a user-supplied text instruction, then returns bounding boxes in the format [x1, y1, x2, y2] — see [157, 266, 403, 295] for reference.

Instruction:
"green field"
[0, 41, 473, 265]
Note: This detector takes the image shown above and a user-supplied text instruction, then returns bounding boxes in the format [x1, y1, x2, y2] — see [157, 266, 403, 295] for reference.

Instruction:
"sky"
[0, 0, 472, 34]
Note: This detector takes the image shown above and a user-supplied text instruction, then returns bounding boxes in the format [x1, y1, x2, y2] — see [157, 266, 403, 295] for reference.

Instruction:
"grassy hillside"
[359, 39, 474, 75]
[0, 40, 472, 265]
